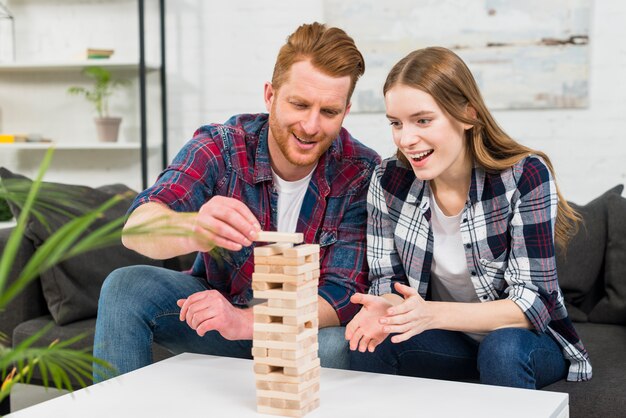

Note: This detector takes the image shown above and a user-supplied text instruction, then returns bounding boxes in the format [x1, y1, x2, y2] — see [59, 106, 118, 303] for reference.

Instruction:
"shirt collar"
[405, 159, 485, 210]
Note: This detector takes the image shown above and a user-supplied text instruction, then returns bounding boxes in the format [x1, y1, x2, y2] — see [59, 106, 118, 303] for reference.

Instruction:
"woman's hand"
[381, 282, 435, 343]
[345, 293, 393, 352]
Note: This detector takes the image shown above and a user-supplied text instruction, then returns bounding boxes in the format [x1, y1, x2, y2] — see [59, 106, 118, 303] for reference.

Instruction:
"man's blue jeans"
[349, 328, 568, 389]
[93, 266, 349, 382]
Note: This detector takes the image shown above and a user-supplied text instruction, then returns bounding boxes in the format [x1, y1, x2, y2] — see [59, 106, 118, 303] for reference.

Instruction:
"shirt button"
[465, 243, 471, 249]
[462, 218, 468, 223]
[471, 271, 476, 276]
[482, 295, 489, 300]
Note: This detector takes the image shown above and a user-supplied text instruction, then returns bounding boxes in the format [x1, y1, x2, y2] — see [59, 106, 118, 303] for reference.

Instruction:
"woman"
[346, 47, 591, 389]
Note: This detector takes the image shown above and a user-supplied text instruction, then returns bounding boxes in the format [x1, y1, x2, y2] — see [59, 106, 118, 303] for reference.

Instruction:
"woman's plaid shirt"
[367, 155, 592, 382]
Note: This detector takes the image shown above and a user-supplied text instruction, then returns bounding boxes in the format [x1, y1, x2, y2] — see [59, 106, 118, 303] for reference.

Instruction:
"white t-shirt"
[272, 166, 316, 233]
[429, 194, 485, 341]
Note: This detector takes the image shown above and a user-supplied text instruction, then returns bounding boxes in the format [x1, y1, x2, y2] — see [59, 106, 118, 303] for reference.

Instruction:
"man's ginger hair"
[271, 22, 365, 104]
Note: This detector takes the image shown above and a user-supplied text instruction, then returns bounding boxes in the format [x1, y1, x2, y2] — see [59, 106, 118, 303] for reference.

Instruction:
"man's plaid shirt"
[367, 155, 592, 381]
[130, 113, 380, 325]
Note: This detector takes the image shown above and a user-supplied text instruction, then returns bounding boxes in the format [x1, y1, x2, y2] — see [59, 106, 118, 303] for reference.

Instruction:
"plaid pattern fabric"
[367, 155, 592, 381]
[130, 113, 380, 325]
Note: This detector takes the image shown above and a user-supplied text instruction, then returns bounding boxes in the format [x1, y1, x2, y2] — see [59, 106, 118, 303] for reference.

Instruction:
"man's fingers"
[177, 299, 188, 321]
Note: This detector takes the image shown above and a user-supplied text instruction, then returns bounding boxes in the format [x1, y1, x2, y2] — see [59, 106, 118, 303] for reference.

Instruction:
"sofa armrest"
[0, 227, 48, 345]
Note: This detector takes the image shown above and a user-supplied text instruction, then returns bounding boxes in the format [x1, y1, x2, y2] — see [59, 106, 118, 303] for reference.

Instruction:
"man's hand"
[345, 293, 393, 352]
[380, 283, 434, 343]
[191, 196, 261, 252]
[177, 290, 253, 340]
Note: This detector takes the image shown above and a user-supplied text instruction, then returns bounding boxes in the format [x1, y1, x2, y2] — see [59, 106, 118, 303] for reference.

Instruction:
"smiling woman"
[346, 46, 592, 390]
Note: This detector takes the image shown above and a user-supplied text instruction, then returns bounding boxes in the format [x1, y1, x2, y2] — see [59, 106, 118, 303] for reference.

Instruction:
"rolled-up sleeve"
[504, 157, 560, 332]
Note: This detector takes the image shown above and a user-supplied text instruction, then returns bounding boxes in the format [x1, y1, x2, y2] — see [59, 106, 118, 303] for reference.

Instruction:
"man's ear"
[264, 82, 275, 112]
[463, 104, 477, 130]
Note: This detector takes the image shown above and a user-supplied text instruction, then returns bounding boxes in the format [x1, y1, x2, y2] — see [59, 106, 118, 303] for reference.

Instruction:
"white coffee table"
[7, 353, 568, 418]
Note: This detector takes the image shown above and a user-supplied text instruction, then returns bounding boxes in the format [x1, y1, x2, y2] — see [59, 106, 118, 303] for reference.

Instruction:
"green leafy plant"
[67, 67, 129, 118]
[0, 149, 201, 410]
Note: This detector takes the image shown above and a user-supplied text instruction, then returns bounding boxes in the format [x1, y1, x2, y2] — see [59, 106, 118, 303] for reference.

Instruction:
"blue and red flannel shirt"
[130, 113, 381, 325]
[367, 154, 592, 381]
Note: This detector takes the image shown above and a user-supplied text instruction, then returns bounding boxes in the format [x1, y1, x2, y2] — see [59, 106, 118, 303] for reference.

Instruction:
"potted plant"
[0, 149, 209, 413]
[68, 66, 129, 142]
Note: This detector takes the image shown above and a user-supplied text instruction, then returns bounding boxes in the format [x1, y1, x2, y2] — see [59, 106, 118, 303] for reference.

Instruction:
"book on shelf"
[0, 134, 52, 143]
[87, 48, 114, 59]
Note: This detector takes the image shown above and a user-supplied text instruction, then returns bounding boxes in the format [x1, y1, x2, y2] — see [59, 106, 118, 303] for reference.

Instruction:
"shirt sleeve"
[504, 156, 560, 332]
[128, 127, 224, 214]
[366, 167, 408, 297]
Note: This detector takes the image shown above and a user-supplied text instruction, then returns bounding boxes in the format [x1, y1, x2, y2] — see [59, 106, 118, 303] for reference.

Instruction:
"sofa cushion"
[556, 185, 624, 321]
[588, 193, 626, 324]
[0, 168, 164, 325]
[543, 322, 626, 417]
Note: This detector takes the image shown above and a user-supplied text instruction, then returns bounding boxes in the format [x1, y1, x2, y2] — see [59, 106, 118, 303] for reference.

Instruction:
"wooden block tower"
[251, 231, 321, 417]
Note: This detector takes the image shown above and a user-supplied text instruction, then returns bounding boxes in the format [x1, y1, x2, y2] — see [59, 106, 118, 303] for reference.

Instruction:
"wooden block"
[282, 311, 318, 326]
[254, 334, 318, 353]
[255, 365, 320, 384]
[251, 346, 268, 358]
[254, 363, 281, 374]
[257, 394, 319, 412]
[256, 375, 319, 393]
[253, 322, 304, 334]
[254, 302, 317, 319]
[254, 243, 293, 256]
[252, 271, 316, 284]
[282, 244, 320, 258]
[251, 281, 283, 291]
[253, 351, 318, 368]
[253, 330, 318, 350]
[267, 342, 318, 361]
[253, 313, 283, 324]
[267, 295, 318, 309]
[257, 396, 319, 417]
[282, 278, 318, 292]
[282, 262, 319, 275]
[254, 286, 317, 301]
[283, 357, 321, 376]
[253, 326, 317, 343]
[255, 255, 308, 266]
[257, 381, 319, 402]
[254, 231, 303, 243]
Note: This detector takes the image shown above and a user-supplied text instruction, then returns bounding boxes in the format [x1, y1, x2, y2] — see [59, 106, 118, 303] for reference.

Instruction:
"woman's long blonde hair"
[384, 47, 579, 248]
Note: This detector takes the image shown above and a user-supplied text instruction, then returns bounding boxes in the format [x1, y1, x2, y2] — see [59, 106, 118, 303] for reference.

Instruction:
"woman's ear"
[463, 104, 477, 130]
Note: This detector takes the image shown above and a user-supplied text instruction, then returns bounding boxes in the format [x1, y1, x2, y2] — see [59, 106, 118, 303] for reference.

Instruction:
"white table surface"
[7, 353, 568, 418]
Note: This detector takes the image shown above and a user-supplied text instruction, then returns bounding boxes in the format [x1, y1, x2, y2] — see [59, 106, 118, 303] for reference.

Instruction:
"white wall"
[1, 0, 624, 203]
[165, 0, 626, 205]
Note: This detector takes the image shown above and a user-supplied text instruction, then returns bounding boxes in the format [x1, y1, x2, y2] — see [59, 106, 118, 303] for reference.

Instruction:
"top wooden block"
[255, 231, 304, 244]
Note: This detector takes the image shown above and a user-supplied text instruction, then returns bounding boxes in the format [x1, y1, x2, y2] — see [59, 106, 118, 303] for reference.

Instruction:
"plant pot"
[94, 117, 122, 142]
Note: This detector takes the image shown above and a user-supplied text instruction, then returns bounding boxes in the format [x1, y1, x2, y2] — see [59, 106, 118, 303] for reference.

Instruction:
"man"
[93, 22, 380, 380]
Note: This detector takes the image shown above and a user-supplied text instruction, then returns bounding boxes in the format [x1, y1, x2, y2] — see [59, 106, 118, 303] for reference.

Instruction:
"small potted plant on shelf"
[68, 66, 129, 143]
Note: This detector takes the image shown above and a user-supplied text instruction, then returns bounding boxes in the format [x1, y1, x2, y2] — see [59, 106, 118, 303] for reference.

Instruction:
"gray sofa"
[1, 175, 625, 417]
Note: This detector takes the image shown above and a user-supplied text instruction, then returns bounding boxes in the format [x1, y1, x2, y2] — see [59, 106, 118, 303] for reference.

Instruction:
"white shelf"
[0, 60, 159, 72]
[0, 142, 153, 150]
